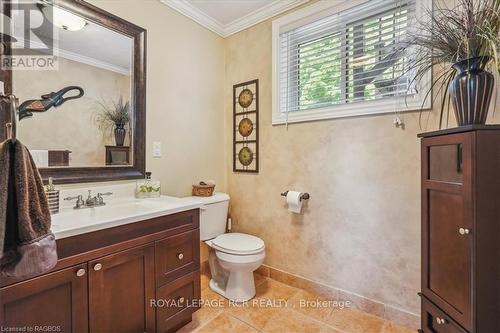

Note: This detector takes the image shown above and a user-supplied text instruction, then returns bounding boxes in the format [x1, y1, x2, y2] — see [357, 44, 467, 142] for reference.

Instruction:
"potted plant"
[405, 0, 499, 128]
[95, 96, 130, 146]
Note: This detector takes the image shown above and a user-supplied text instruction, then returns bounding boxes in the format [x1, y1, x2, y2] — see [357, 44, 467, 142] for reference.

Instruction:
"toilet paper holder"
[281, 191, 310, 201]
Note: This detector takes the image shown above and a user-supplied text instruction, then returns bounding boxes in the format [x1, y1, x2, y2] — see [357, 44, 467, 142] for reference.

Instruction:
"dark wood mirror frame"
[0, 0, 146, 184]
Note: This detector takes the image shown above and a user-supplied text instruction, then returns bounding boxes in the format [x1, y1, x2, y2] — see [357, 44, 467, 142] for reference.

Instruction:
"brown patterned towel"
[0, 139, 57, 278]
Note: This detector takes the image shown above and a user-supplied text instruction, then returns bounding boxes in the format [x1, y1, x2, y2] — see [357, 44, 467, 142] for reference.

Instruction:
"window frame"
[271, 0, 432, 125]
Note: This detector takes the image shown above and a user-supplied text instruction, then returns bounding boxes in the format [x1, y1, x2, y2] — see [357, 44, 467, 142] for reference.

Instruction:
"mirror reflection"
[11, 2, 133, 168]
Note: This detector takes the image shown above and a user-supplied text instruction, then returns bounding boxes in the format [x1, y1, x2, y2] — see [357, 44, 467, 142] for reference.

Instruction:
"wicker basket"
[192, 182, 215, 197]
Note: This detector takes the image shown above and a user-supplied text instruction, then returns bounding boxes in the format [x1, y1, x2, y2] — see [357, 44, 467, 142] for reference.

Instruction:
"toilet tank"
[189, 193, 230, 241]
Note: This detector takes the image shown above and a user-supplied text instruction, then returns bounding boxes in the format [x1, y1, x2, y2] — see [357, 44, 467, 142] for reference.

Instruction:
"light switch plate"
[153, 142, 161, 158]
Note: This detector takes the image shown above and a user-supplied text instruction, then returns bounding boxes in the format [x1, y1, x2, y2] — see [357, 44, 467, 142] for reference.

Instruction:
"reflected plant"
[94, 96, 130, 135]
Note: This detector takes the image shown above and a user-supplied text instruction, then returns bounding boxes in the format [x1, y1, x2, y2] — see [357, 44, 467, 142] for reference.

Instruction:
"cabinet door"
[89, 244, 155, 333]
[422, 133, 473, 331]
[0, 264, 88, 332]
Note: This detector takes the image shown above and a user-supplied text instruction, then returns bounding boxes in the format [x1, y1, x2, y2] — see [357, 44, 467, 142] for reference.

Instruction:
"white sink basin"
[51, 196, 202, 239]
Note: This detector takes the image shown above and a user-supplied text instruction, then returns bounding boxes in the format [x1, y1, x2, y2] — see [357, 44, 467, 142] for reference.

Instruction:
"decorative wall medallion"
[238, 88, 254, 108]
[238, 118, 254, 137]
[233, 79, 258, 173]
[238, 147, 254, 166]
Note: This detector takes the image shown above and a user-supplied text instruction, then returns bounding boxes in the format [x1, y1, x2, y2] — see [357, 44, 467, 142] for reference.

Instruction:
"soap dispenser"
[45, 177, 60, 214]
[135, 172, 161, 198]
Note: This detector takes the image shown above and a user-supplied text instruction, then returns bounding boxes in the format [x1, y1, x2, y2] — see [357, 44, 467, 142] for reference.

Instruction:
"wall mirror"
[0, 0, 146, 183]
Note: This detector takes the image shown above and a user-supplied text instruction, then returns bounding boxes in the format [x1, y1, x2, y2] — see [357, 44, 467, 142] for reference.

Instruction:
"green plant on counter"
[138, 185, 160, 193]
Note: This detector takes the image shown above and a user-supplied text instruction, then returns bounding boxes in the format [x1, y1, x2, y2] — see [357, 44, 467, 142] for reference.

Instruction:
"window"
[272, 0, 431, 124]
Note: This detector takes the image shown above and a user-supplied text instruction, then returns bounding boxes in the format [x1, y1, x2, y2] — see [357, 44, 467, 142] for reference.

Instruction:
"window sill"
[271, 93, 432, 125]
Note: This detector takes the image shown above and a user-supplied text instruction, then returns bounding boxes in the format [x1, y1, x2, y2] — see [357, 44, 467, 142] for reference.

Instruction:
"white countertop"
[51, 195, 203, 239]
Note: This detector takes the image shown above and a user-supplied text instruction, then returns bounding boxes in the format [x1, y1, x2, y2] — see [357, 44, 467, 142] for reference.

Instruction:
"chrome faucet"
[64, 190, 113, 209]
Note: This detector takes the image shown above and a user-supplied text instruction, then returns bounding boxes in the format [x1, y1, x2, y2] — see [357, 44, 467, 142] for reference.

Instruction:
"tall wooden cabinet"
[419, 126, 500, 333]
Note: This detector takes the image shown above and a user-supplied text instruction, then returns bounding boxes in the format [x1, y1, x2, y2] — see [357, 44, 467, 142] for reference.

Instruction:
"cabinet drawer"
[156, 229, 200, 286]
[156, 271, 201, 333]
[421, 297, 468, 333]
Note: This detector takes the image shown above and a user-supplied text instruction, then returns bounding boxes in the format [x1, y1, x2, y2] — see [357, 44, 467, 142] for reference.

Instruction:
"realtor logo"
[1, 0, 58, 70]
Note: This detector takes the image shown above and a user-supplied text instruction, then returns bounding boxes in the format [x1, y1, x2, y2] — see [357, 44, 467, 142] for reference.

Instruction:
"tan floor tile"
[326, 307, 385, 333]
[196, 313, 259, 333]
[226, 301, 282, 330]
[176, 307, 223, 333]
[262, 308, 340, 333]
[201, 273, 211, 291]
[177, 288, 227, 332]
[380, 321, 415, 333]
[255, 278, 300, 302]
[288, 290, 336, 321]
[202, 287, 227, 304]
[254, 272, 268, 287]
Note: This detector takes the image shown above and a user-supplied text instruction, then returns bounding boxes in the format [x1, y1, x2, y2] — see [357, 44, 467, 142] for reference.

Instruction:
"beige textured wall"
[89, 0, 226, 196]
[14, 56, 130, 166]
[224, 7, 500, 315]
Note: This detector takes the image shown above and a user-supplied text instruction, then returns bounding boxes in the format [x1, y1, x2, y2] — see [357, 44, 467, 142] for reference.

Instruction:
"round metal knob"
[459, 228, 470, 235]
[177, 296, 185, 304]
[177, 253, 184, 260]
[76, 268, 86, 277]
[436, 317, 447, 325]
[93, 263, 102, 271]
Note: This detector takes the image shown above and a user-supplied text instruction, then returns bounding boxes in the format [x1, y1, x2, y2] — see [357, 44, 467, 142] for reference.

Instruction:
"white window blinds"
[278, 0, 416, 114]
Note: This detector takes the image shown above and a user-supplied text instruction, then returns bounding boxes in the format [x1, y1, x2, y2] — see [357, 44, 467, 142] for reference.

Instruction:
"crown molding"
[12, 37, 131, 75]
[159, 0, 226, 36]
[223, 0, 308, 36]
[159, 0, 309, 38]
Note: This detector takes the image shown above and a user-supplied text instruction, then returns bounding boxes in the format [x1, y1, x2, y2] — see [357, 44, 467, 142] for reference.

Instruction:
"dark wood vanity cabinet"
[0, 209, 201, 333]
[88, 244, 156, 333]
[419, 126, 500, 333]
[0, 263, 89, 332]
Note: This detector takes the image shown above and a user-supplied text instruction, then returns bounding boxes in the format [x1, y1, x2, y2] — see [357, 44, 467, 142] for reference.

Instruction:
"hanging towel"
[0, 139, 57, 278]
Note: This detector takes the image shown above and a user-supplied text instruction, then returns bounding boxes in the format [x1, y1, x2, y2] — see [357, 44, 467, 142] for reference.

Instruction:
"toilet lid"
[212, 233, 265, 255]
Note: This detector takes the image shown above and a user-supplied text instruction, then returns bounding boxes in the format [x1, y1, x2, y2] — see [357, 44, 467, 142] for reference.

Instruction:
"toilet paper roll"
[286, 191, 303, 214]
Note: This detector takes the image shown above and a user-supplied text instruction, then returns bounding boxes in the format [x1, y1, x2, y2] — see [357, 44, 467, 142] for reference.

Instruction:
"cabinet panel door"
[422, 133, 473, 331]
[0, 264, 88, 332]
[89, 244, 155, 333]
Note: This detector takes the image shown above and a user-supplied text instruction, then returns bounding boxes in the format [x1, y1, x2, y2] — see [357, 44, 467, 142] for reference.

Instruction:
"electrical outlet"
[153, 142, 161, 158]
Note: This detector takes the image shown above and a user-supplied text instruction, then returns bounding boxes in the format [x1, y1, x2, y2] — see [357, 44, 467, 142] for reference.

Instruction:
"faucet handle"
[97, 192, 113, 205]
[64, 194, 84, 209]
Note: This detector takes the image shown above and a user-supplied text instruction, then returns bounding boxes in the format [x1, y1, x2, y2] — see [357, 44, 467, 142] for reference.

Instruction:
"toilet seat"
[211, 233, 265, 255]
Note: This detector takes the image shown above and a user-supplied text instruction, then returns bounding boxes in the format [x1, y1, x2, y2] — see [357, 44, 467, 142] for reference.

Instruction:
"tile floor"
[177, 272, 415, 333]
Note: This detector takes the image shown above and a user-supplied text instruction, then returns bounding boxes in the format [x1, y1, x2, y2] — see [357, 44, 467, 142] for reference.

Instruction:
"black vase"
[114, 125, 126, 146]
[450, 56, 495, 126]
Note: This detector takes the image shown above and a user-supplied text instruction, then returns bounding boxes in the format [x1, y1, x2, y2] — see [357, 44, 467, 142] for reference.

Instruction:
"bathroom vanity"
[0, 197, 202, 333]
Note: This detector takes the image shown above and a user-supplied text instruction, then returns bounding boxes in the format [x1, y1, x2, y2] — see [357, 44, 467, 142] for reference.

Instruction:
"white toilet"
[192, 193, 265, 302]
